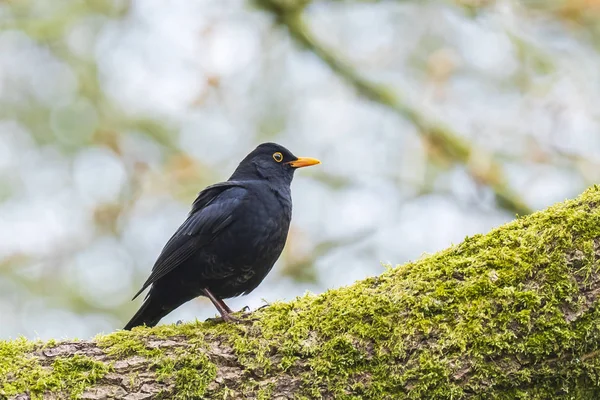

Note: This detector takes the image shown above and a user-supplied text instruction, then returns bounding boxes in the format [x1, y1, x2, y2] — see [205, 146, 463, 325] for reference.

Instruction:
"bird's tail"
[123, 297, 168, 330]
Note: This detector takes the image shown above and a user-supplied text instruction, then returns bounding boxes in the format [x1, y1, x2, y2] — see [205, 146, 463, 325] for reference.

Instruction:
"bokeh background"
[1, 0, 599, 340]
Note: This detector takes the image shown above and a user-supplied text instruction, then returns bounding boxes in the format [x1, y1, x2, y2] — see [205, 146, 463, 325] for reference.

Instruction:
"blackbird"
[124, 143, 320, 329]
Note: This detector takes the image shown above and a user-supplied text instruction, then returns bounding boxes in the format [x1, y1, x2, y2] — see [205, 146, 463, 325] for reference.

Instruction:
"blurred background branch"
[0, 0, 599, 339]
[256, 0, 531, 215]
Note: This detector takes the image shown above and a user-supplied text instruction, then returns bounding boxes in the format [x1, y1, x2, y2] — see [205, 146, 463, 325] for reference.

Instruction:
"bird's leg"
[201, 288, 238, 322]
[216, 298, 233, 314]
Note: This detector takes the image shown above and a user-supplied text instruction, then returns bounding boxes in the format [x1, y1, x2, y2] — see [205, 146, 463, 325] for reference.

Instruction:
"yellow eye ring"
[273, 152, 283, 163]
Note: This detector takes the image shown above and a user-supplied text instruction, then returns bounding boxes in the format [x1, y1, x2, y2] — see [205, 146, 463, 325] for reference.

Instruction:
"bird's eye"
[273, 152, 283, 163]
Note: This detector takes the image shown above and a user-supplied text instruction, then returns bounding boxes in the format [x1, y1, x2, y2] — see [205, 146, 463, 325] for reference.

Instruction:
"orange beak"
[287, 157, 321, 168]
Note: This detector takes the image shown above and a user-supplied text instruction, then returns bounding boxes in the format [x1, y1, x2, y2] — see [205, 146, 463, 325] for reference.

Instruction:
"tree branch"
[3, 186, 600, 398]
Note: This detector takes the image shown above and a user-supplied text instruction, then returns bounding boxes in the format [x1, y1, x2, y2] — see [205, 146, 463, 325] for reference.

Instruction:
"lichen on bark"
[3, 186, 600, 399]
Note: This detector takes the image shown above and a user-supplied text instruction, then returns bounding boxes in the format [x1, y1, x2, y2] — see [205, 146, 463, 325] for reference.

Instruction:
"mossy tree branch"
[253, 0, 531, 216]
[2, 187, 600, 398]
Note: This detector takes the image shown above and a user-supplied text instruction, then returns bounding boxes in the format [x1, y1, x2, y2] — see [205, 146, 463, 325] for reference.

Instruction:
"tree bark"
[3, 187, 600, 399]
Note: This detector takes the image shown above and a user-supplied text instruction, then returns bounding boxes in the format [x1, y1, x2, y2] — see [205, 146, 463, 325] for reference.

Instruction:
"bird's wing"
[132, 182, 247, 300]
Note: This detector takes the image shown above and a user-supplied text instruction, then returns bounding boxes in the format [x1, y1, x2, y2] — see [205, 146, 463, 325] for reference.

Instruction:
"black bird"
[124, 143, 320, 329]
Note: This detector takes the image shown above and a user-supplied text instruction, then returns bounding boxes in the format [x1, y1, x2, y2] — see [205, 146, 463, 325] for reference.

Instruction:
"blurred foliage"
[0, 0, 599, 338]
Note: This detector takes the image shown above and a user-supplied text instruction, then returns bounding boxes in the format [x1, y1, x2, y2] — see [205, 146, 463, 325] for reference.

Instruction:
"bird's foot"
[256, 303, 270, 311]
[237, 306, 262, 322]
[176, 320, 184, 326]
[205, 311, 256, 325]
[223, 313, 243, 323]
[238, 302, 270, 313]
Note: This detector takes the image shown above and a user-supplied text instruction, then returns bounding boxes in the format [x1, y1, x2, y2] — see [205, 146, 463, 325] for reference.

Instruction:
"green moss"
[0, 337, 36, 396]
[96, 323, 219, 398]
[156, 351, 216, 399]
[97, 329, 163, 359]
[256, 383, 274, 399]
[214, 185, 600, 398]
[4, 186, 600, 398]
[0, 338, 109, 399]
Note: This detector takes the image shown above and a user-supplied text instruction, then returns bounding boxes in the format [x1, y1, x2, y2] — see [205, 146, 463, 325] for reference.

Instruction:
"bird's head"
[229, 142, 320, 184]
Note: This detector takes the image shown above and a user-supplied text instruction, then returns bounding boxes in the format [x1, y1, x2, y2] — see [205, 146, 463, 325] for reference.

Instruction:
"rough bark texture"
[3, 186, 600, 399]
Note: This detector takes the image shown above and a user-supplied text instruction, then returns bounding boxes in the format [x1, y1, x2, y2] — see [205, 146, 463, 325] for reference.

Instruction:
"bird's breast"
[218, 188, 290, 260]
[186, 184, 293, 298]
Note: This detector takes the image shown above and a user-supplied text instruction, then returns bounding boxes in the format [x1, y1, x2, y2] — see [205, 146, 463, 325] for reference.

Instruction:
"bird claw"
[223, 313, 242, 323]
[256, 303, 270, 311]
[205, 311, 256, 325]
[239, 305, 250, 313]
[176, 320, 184, 326]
